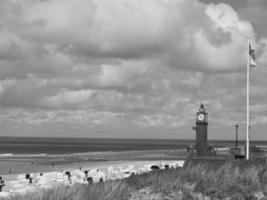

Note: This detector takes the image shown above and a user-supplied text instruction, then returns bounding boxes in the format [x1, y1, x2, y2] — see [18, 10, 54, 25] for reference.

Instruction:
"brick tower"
[195, 104, 208, 155]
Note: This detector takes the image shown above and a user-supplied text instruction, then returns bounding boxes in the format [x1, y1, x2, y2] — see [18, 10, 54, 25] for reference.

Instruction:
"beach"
[0, 158, 184, 197]
[0, 137, 188, 197]
[0, 149, 186, 197]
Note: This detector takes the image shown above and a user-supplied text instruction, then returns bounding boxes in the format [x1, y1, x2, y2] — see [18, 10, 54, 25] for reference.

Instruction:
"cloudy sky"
[0, 0, 266, 140]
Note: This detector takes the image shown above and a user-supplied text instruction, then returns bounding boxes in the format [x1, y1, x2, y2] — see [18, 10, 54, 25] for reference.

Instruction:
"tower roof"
[199, 104, 206, 113]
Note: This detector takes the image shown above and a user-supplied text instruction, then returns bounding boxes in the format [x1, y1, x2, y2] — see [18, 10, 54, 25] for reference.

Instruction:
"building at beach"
[191, 104, 215, 157]
[195, 104, 208, 155]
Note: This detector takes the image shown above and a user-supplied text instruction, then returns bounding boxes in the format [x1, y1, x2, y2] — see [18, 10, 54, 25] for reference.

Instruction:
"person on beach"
[68, 174, 72, 184]
[0, 177, 5, 192]
[65, 171, 72, 184]
[87, 177, 93, 184]
[84, 170, 89, 181]
[25, 174, 33, 184]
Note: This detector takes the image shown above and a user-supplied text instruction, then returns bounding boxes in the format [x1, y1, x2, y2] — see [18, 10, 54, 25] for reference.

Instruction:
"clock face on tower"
[197, 113, 205, 121]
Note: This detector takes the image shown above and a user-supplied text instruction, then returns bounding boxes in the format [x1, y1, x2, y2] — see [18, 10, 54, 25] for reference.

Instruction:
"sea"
[0, 137, 267, 175]
[0, 136, 267, 155]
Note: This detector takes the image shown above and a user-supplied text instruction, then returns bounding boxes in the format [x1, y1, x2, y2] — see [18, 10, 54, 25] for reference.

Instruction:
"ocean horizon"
[0, 136, 266, 155]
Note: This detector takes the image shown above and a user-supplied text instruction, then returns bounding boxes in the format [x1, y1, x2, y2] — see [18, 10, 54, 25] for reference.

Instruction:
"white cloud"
[41, 89, 95, 107]
[182, 72, 204, 87]
[191, 3, 255, 71]
[135, 113, 188, 128]
[97, 60, 149, 87]
[0, 108, 124, 126]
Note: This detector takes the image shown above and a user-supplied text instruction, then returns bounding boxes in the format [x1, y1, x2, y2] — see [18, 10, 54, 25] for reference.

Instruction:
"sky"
[0, 0, 266, 140]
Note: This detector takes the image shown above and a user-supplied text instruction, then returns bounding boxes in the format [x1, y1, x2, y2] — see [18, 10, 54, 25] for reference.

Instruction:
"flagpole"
[246, 38, 250, 160]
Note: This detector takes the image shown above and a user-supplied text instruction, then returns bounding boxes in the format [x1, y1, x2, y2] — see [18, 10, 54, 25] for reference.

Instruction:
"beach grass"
[4, 162, 267, 200]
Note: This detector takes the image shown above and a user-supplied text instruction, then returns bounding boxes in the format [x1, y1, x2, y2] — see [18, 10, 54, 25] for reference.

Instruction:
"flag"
[249, 43, 256, 67]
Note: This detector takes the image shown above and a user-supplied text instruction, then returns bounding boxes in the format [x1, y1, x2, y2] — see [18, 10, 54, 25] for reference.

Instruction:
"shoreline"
[0, 149, 187, 175]
[0, 149, 186, 196]
[0, 159, 185, 196]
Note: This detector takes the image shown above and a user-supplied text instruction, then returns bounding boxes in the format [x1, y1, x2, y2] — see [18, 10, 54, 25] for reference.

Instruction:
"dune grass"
[4, 161, 267, 200]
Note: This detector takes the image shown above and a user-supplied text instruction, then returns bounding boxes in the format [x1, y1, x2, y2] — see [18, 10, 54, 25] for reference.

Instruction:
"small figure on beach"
[87, 177, 93, 184]
[51, 162, 55, 167]
[65, 171, 72, 184]
[0, 177, 5, 192]
[84, 170, 89, 181]
[25, 174, 33, 184]
[150, 165, 160, 170]
[25, 174, 30, 179]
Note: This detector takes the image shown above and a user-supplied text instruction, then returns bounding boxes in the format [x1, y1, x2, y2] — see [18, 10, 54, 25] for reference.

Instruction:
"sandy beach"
[0, 159, 184, 197]
[0, 150, 186, 197]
